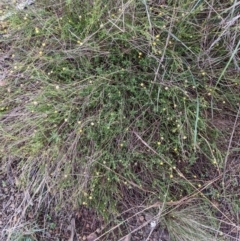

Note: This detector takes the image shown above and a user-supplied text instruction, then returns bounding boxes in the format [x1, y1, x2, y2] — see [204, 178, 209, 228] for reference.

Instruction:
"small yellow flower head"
[157, 142, 161, 146]
[64, 118, 68, 122]
[183, 136, 187, 139]
[120, 143, 124, 147]
[170, 174, 173, 178]
[89, 196, 92, 200]
[153, 42, 157, 46]
[33, 101, 38, 105]
[91, 122, 94, 126]
[64, 174, 68, 178]
[79, 129, 83, 133]
[198, 184, 202, 188]
[160, 162, 163, 165]
[42, 42, 46, 47]
[140, 83, 144, 87]
[35, 28, 39, 34]
[78, 121, 81, 124]
[165, 86, 169, 90]
[139, 52, 142, 56]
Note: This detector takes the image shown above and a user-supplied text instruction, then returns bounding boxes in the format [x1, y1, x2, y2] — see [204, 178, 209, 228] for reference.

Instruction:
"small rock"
[95, 228, 101, 234]
[87, 232, 97, 241]
[139, 215, 145, 222]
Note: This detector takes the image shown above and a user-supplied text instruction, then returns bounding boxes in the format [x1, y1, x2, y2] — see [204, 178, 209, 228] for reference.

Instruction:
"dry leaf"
[68, 218, 76, 241]
[119, 233, 131, 241]
[0, 80, 6, 86]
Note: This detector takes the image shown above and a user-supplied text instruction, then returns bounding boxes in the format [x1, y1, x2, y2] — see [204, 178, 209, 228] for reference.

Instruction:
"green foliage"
[0, 0, 239, 239]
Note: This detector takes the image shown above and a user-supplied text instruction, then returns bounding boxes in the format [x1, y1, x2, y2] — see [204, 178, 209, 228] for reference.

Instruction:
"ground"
[0, 0, 240, 240]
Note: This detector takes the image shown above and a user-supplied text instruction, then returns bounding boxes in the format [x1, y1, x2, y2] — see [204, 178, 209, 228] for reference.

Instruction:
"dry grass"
[0, 0, 239, 240]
